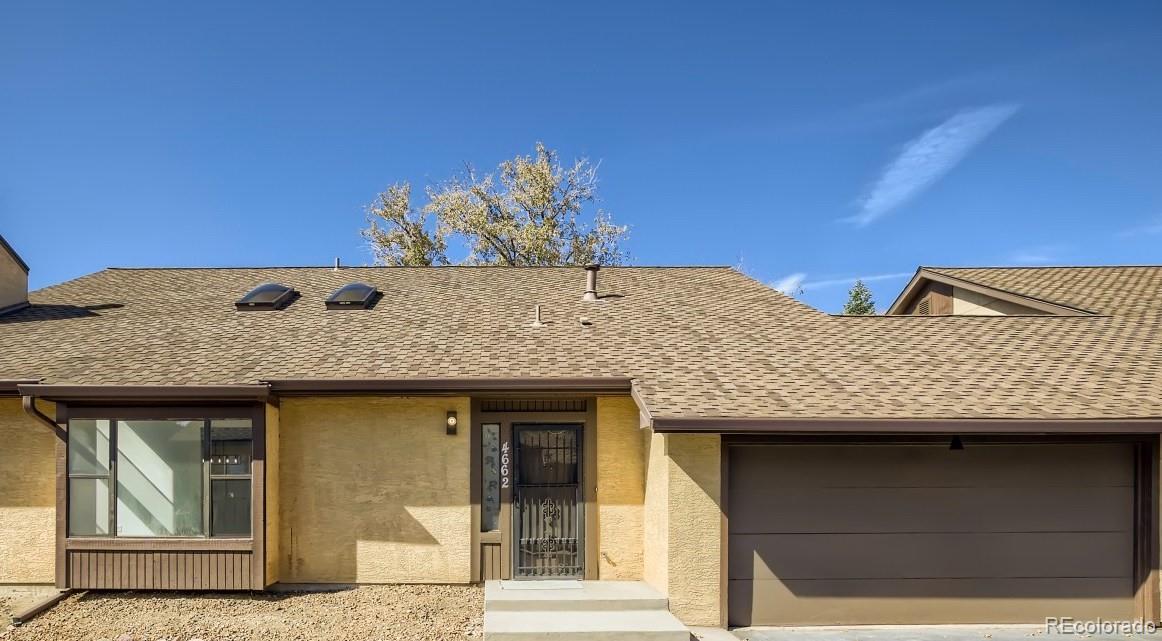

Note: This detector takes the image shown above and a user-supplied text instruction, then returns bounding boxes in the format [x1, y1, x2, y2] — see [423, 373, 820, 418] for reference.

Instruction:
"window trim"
[480, 422, 502, 533]
[66, 410, 257, 540]
[208, 420, 254, 538]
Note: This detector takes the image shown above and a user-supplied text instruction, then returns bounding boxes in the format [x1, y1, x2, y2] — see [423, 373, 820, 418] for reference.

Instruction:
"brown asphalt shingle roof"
[926, 266, 1162, 317]
[1, 265, 1159, 421]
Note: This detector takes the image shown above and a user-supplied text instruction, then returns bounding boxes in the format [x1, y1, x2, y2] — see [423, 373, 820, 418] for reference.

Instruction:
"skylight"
[235, 283, 296, 311]
[326, 282, 379, 310]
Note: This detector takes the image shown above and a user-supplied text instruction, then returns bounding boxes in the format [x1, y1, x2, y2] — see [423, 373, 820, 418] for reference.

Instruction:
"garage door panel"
[730, 486, 1133, 534]
[727, 442, 1139, 626]
[729, 531, 1133, 580]
[730, 577, 1137, 626]
[729, 444, 1133, 489]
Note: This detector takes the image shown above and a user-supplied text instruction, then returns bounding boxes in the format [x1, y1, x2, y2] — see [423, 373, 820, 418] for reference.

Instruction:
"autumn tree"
[842, 279, 877, 315]
[363, 143, 628, 266]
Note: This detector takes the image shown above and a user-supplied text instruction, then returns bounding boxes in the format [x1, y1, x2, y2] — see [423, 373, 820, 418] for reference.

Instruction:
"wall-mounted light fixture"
[446, 411, 458, 436]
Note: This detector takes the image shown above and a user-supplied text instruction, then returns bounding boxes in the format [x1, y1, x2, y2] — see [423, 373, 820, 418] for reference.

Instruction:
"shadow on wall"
[278, 397, 471, 584]
[667, 435, 723, 512]
[657, 432, 723, 626]
[0, 400, 55, 508]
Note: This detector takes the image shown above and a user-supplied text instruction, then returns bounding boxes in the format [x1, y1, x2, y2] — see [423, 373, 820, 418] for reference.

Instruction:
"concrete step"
[484, 608, 691, 641]
[485, 580, 670, 612]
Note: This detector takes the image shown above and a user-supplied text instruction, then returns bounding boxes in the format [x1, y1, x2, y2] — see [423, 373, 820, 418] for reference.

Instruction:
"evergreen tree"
[842, 279, 876, 315]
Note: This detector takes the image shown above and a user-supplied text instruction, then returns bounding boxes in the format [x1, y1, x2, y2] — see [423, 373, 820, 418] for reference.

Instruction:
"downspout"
[22, 395, 65, 439]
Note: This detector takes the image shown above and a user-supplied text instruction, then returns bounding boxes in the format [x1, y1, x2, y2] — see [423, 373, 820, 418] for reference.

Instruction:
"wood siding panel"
[929, 282, 953, 315]
[481, 543, 502, 581]
[66, 550, 254, 590]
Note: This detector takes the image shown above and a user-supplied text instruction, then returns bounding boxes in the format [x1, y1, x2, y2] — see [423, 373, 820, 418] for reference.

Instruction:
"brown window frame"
[65, 406, 257, 541]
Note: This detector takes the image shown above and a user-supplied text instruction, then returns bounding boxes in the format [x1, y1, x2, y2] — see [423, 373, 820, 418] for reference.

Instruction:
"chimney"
[0, 234, 29, 315]
[582, 264, 600, 301]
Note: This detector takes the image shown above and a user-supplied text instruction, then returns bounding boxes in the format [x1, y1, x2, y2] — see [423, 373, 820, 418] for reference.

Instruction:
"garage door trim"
[721, 434, 1160, 626]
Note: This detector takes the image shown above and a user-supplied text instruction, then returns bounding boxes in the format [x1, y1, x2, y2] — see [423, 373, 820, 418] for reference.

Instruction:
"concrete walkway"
[734, 625, 1158, 641]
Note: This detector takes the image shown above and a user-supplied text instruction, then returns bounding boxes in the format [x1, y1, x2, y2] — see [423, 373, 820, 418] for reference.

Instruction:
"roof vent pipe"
[334, 257, 341, 271]
[583, 264, 600, 301]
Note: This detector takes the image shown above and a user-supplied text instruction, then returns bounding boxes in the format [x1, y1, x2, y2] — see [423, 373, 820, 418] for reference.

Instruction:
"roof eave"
[885, 268, 1097, 316]
[0, 234, 29, 274]
[884, 268, 928, 315]
[17, 384, 271, 403]
[262, 377, 635, 396]
[0, 379, 42, 397]
[12, 378, 636, 401]
[650, 416, 1162, 434]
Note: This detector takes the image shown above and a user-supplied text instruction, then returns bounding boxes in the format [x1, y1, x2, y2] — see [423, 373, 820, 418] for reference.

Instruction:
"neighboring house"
[1, 232, 1161, 629]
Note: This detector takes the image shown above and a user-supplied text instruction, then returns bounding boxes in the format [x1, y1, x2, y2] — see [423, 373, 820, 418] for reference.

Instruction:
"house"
[1, 232, 1161, 629]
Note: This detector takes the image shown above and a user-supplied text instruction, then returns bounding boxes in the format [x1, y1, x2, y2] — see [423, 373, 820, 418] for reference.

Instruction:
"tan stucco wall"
[264, 401, 280, 586]
[665, 433, 722, 626]
[642, 429, 669, 593]
[278, 396, 472, 584]
[641, 431, 722, 627]
[595, 396, 645, 580]
[0, 247, 28, 311]
[0, 399, 55, 584]
[952, 286, 1046, 316]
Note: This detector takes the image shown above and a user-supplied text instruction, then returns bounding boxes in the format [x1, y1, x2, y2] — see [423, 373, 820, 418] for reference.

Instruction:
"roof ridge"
[833, 314, 1107, 320]
[917, 268, 1099, 315]
[104, 265, 736, 271]
[925, 264, 1162, 270]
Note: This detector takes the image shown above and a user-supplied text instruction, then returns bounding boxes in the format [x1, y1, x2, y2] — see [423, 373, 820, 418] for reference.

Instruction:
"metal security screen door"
[513, 424, 583, 578]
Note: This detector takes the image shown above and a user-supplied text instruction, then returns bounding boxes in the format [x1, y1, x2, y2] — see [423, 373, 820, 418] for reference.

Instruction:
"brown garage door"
[728, 442, 1138, 626]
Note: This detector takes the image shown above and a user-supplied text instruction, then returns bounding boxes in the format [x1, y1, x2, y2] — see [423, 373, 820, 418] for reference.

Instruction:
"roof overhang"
[11, 378, 634, 402]
[16, 384, 272, 403]
[0, 302, 31, 317]
[886, 268, 1096, 316]
[650, 416, 1162, 434]
[0, 234, 29, 274]
[263, 377, 634, 396]
[0, 379, 41, 397]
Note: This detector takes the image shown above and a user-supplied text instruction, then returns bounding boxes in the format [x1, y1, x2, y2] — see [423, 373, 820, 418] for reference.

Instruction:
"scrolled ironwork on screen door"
[513, 425, 582, 578]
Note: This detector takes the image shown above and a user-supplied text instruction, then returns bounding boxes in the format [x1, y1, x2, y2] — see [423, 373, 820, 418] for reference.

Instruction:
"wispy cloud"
[765, 43, 1114, 139]
[847, 104, 1020, 226]
[772, 272, 807, 295]
[1008, 244, 1068, 265]
[801, 272, 913, 292]
[1116, 216, 1162, 238]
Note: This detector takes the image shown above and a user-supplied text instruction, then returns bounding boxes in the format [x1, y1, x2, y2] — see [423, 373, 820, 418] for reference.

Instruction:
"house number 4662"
[500, 441, 511, 489]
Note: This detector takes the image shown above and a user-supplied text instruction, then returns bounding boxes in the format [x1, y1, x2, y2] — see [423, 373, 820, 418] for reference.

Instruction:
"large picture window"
[67, 417, 253, 538]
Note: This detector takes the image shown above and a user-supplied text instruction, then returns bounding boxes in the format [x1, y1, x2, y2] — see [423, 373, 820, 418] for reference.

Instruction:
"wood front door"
[512, 424, 583, 578]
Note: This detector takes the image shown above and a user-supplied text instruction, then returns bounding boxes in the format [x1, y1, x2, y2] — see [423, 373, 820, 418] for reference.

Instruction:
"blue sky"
[2, 1, 1160, 312]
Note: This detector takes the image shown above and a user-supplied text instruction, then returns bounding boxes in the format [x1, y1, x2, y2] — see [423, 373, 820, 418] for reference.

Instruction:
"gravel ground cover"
[1, 585, 483, 641]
